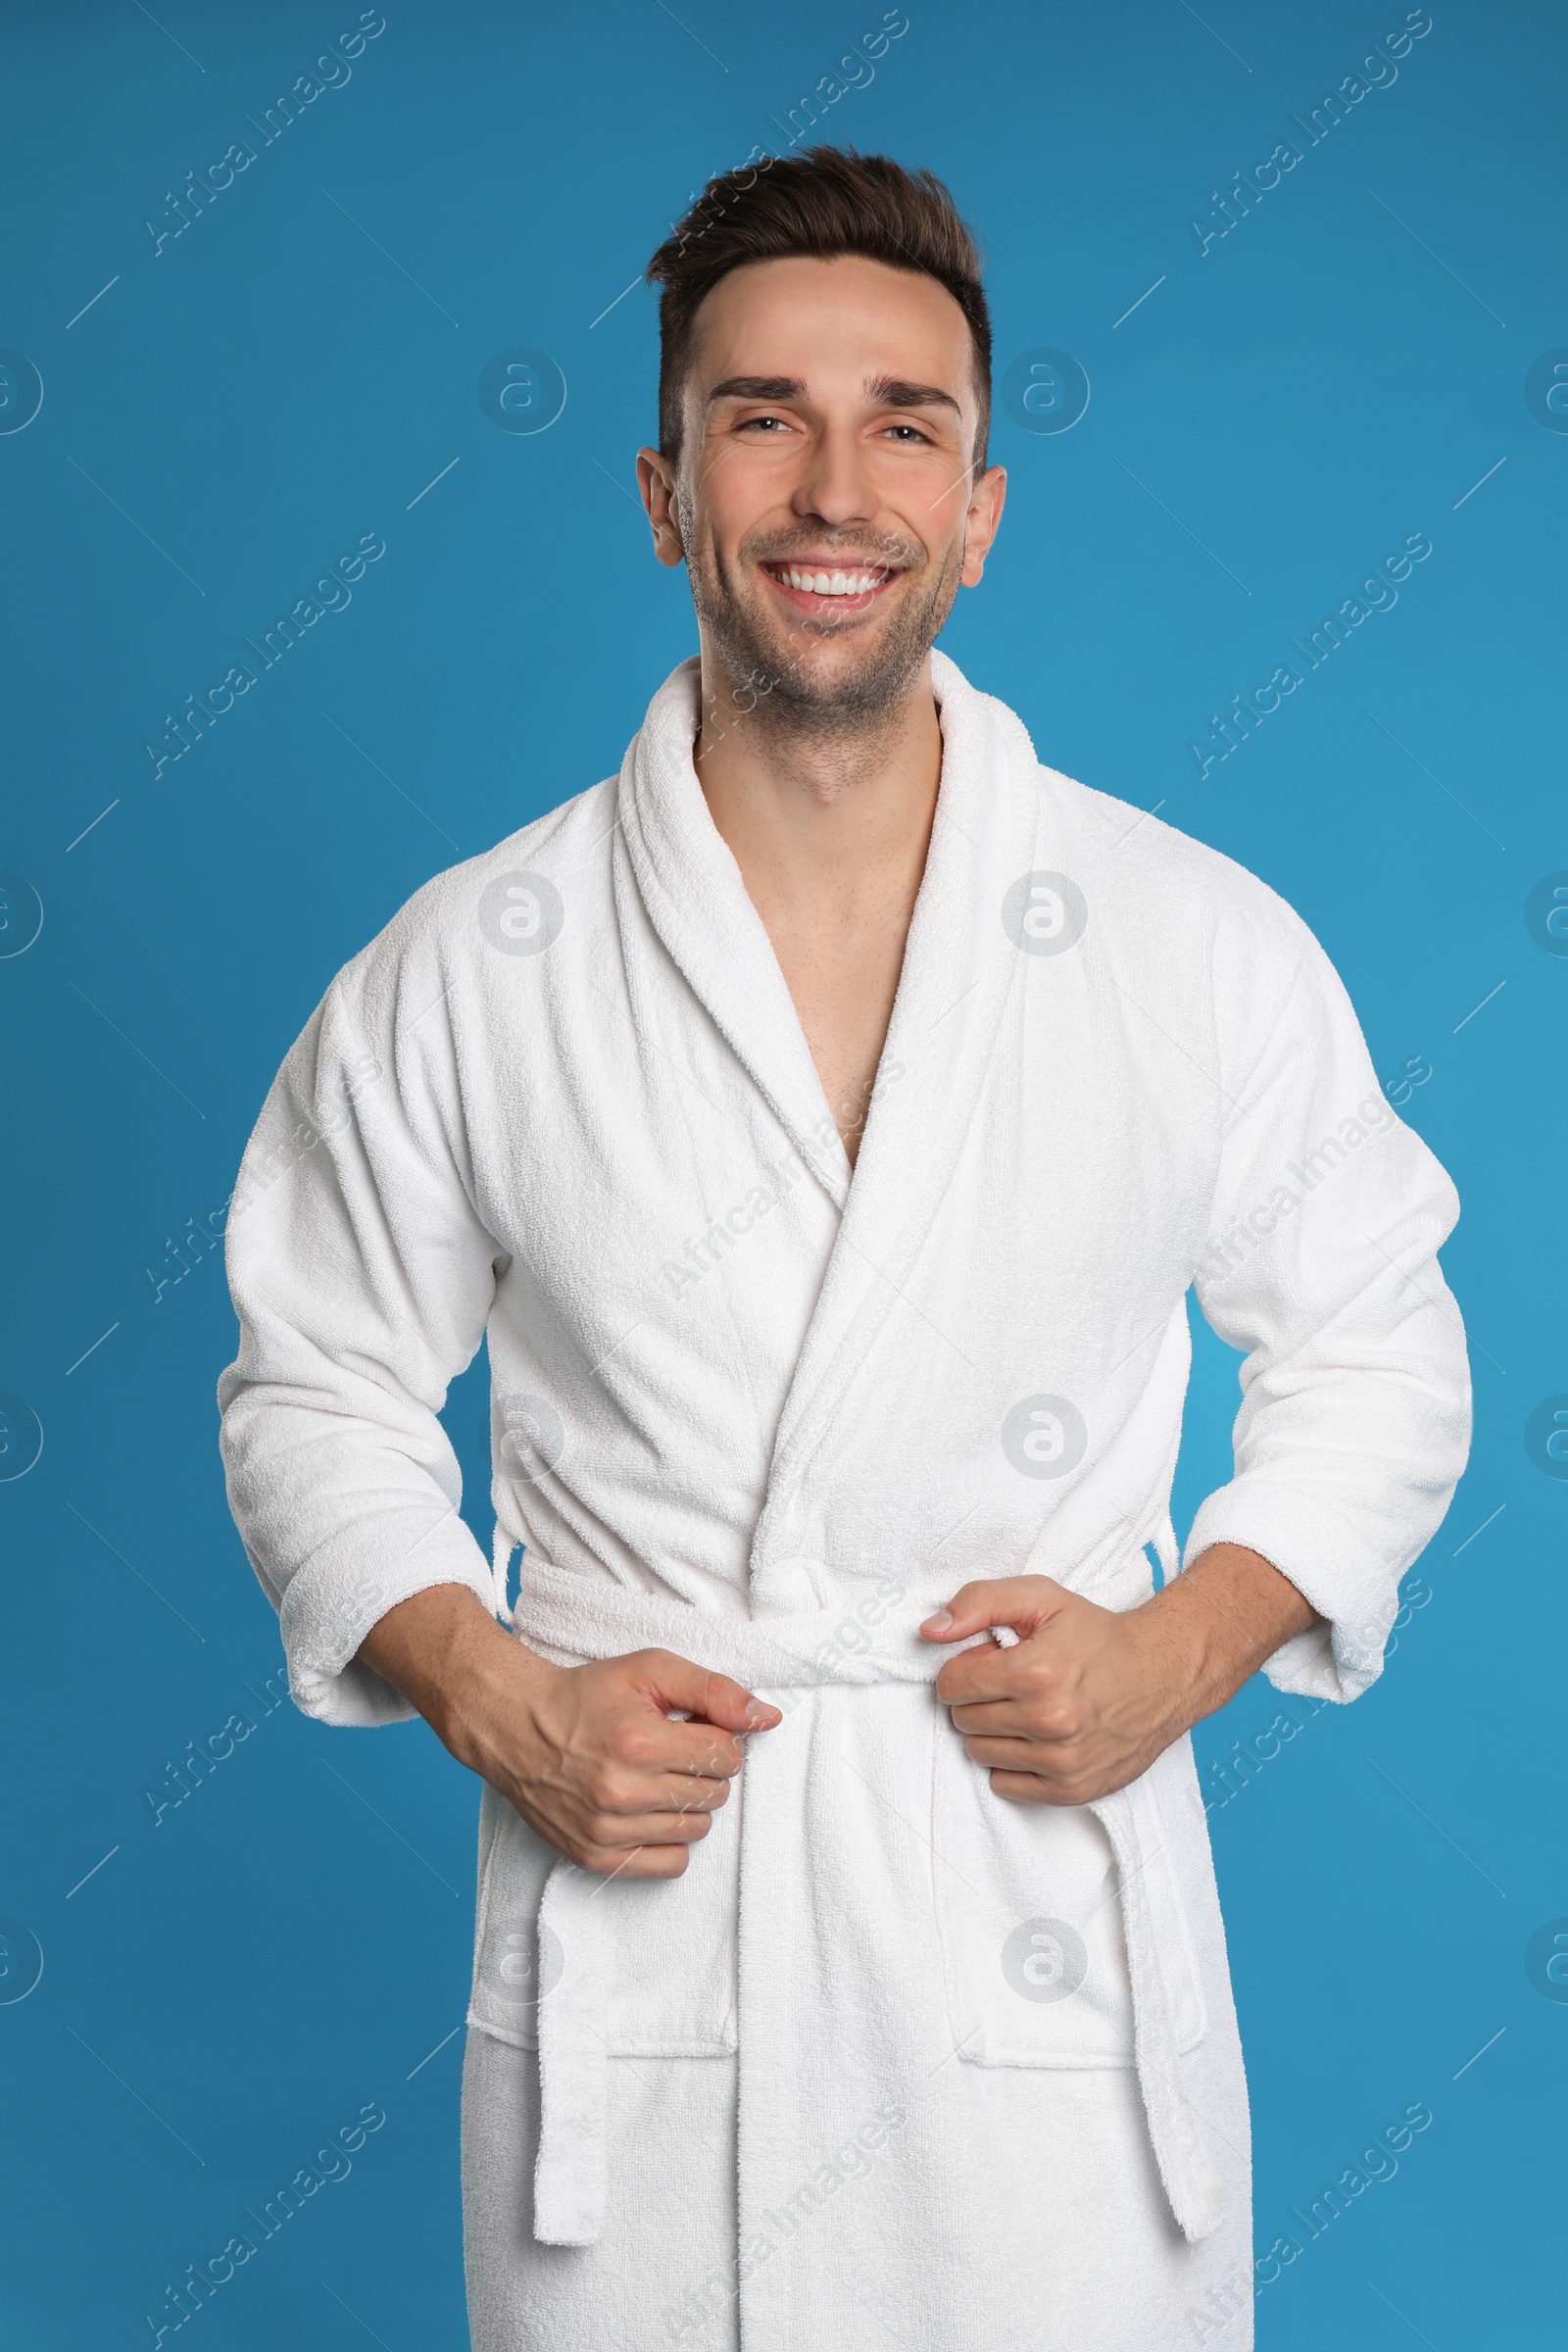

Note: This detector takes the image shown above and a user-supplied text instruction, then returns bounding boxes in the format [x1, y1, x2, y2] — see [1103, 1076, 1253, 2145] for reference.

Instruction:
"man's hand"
[918, 1543, 1319, 1806]
[356, 1585, 782, 1878]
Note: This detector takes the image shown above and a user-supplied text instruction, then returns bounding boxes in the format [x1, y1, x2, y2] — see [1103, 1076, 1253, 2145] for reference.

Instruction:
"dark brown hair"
[645, 146, 991, 470]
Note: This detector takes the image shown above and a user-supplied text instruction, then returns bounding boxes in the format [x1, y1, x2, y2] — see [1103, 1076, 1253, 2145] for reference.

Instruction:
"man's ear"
[636, 447, 686, 568]
[959, 463, 1006, 587]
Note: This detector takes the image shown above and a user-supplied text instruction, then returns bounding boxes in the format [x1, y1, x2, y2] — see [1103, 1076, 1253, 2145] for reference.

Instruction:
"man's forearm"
[1149, 1541, 1321, 1734]
[356, 1582, 546, 1764]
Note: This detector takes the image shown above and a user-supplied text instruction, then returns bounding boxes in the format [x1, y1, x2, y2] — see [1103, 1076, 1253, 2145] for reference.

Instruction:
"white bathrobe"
[218, 652, 1470, 2351]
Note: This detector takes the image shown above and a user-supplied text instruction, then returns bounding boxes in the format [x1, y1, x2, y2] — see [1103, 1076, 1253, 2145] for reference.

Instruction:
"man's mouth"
[759, 559, 899, 611]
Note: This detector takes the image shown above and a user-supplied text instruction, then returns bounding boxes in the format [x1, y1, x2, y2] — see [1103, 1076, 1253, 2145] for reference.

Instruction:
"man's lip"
[758, 559, 901, 610]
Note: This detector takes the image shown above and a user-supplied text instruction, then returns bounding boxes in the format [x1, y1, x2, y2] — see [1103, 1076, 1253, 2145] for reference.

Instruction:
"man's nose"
[790, 423, 876, 528]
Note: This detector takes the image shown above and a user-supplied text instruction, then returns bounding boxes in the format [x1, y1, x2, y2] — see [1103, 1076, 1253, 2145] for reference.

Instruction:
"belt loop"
[532, 1860, 609, 2244]
[490, 1525, 515, 1628]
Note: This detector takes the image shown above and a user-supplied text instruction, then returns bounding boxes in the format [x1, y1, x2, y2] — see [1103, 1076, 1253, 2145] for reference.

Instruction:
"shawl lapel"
[617, 650, 1049, 1613]
[615, 657, 850, 1212]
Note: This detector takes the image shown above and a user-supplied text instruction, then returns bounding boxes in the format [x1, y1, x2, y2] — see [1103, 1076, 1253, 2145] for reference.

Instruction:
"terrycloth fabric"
[509, 1561, 1223, 2252]
[461, 2021, 1253, 2351]
[218, 651, 1470, 2345]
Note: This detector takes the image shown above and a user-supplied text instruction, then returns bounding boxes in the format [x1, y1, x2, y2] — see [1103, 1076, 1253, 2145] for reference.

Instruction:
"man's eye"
[739, 414, 789, 431]
[884, 422, 930, 443]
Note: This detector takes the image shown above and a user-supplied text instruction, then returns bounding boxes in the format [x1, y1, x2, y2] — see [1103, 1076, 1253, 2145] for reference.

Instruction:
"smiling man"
[219, 150, 1470, 2351]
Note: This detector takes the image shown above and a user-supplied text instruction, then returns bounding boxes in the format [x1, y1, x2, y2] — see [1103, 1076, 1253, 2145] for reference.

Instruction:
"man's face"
[638, 254, 1005, 731]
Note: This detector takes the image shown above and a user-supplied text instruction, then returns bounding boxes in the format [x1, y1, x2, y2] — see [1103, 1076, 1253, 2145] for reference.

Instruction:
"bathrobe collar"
[617, 651, 1048, 1603]
[616, 648, 1043, 1178]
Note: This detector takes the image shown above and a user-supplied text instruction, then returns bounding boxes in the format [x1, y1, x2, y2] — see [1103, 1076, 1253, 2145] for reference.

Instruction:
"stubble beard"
[683, 503, 964, 752]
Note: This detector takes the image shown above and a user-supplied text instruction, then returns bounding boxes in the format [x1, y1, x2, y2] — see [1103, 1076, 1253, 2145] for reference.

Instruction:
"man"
[219, 148, 1470, 2350]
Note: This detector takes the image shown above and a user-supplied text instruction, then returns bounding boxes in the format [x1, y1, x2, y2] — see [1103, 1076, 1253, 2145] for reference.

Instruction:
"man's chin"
[692, 560, 946, 732]
[743, 606, 922, 712]
[763, 648, 916, 727]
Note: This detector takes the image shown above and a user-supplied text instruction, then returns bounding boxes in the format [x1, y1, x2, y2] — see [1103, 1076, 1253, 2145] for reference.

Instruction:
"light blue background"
[1, 2, 1562, 2344]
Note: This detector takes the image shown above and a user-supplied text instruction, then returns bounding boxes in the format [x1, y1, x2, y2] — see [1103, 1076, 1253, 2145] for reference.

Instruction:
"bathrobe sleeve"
[217, 933, 503, 1727]
[1184, 892, 1471, 1702]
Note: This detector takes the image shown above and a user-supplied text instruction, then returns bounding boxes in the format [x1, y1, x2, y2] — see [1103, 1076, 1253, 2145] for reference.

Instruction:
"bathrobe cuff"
[1181, 1486, 1401, 1704]
[273, 1512, 498, 1728]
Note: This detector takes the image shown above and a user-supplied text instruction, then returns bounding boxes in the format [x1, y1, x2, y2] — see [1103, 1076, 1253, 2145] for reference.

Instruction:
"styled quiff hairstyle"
[645, 146, 992, 471]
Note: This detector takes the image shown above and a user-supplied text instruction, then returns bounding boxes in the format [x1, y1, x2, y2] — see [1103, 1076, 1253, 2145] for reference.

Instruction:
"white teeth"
[774, 566, 884, 596]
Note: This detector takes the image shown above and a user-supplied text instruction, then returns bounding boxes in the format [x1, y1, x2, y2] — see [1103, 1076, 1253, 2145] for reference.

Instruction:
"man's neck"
[689, 650, 944, 1162]
[692, 653, 943, 920]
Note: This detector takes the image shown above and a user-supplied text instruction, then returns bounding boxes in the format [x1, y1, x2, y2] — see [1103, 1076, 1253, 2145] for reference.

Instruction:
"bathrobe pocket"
[930, 1715, 1205, 2067]
[467, 1779, 740, 2056]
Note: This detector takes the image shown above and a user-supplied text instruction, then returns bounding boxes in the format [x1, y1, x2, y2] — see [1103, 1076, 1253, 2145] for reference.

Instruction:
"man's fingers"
[577, 1805, 718, 1852]
[987, 1767, 1063, 1807]
[643, 1715, 755, 1782]
[918, 1576, 1068, 1644]
[933, 1648, 1024, 1706]
[591, 1769, 734, 1818]
[945, 1696, 1056, 1737]
[628, 1650, 782, 1737]
[657, 1771, 733, 1812]
[961, 1732, 1054, 1771]
[575, 1840, 695, 1881]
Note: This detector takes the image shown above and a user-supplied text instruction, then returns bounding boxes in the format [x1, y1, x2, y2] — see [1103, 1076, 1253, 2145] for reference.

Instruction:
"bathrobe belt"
[508, 1556, 1226, 2251]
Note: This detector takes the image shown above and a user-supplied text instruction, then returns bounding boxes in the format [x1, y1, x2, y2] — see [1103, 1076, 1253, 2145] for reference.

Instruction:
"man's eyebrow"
[707, 375, 806, 405]
[704, 373, 963, 418]
[864, 375, 962, 417]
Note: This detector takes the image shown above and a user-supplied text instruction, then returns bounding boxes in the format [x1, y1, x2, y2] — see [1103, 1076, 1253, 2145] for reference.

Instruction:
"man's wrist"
[355, 1581, 550, 1766]
[1140, 1542, 1320, 1733]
